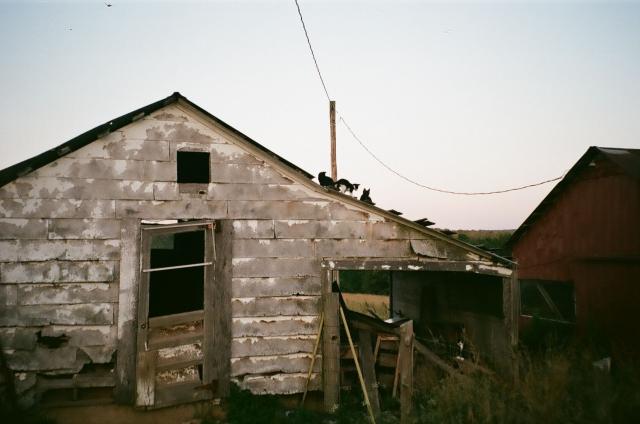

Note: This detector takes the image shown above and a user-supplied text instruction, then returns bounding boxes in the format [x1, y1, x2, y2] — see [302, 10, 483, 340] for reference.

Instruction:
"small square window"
[177, 151, 210, 183]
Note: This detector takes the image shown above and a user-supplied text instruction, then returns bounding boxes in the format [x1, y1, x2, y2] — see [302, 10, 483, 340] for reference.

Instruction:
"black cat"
[335, 178, 360, 194]
[318, 172, 337, 190]
[359, 188, 375, 205]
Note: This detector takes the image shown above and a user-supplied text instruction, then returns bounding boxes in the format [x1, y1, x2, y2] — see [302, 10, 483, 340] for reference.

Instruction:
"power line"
[294, 0, 331, 101]
[292, 1, 565, 195]
[339, 116, 565, 195]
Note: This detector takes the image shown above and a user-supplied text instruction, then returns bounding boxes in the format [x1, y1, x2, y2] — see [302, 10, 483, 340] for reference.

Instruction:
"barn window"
[177, 151, 210, 184]
[520, 279, 575, 322]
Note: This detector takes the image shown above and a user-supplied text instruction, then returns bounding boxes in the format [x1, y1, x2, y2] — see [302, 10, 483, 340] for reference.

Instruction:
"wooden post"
[330, 100, 337, 180]
[358, 329, 381, 419]
[398, 321, 413, 424]
[322, 270, 340, 412]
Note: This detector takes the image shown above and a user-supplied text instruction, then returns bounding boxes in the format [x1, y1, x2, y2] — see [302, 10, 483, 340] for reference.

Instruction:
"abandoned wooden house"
[0, 92, 516, 412]
[508, 146, 640, 360]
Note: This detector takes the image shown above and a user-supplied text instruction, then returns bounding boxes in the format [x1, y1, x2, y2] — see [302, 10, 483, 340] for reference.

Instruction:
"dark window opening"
[148, 230, 205, 317]
[339, 270, 391, 320]
[521, 279, 575, 322]
[177, 151, 210, 184]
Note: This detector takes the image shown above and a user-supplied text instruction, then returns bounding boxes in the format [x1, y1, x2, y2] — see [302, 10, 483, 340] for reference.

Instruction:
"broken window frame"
[519, 279, 576, 324]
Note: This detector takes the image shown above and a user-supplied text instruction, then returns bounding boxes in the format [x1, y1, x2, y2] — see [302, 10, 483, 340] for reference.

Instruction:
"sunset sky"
[1, 0, 638, 229]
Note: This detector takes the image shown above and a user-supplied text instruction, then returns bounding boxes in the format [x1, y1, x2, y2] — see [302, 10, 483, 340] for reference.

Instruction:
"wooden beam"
[358, 329, 381, 419]
[213, 220, 233, 397]
[322, 270, 340, 413]
[322, 258, 511, 277]
[398, 321, 413, 424]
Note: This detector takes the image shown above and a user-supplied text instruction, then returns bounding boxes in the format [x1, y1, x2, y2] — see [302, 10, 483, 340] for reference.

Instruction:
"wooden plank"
[322, 258, 512, 277]
[213, 220, 233, 397]
[398, 321, 413, 424]
[0, 199, 115, 219]
[152, 381, 211, 409]
[227, 200, 332, 220]
[274, 220, 368, 239]
[232, 258, 319, 278]
[322, 269, 340, 413]
[315, 239, 412, 258]
[231, 296, 320, 317]
[358, 330, 381, 419]
[233, 239, 315, 258]
[0, 218, 48, 239]
[114, 219, 140, 403]
[231, 276, 321, 298]
[231, 353, 320, 377]
[148, 310, 204, 329]
[1, 261, 116, 283]
[147, 326, 204, 350]
[135, 350, 157, 407]
[203, 222, 216, 385]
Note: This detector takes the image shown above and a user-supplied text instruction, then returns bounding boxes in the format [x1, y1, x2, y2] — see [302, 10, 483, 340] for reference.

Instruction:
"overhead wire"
[294, 0, 331, 101]
[293, 0, 565, 195]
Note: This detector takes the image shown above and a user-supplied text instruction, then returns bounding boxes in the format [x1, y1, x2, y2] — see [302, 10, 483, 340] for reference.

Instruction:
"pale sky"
[1, 0, 639, 229]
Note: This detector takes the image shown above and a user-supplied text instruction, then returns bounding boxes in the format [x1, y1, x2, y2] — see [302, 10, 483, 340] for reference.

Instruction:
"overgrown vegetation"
[340, 270, 391, 295]
[456, 230, 514, 257]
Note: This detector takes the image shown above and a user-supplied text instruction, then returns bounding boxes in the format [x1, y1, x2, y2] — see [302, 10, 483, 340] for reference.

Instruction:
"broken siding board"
[315, 239, 412, 258]
[0, 328, 37, 350]
[231, 353, 321, 377]
[0, 199, 115, 219]
[4, 346, 78, 371]
[232, 316, 321, 337]
[0, 285, 17, 305]
[47, 219, 121, 240]
[231, 277, 321, 298]
[328, 202, 376, 221]
[233, 239, 315, 258]
[17, 283, 117, 305]
[31, 158, 147, 180]
[211, 164, 294, 185]
[115, 200, 227, 219]
[274, 220, 368, 239]
[236, 373, 320, 395]
[208, 183, 324, 202]
[232, 220, 275, 239]
[0, 219, 48, 239]
[0, 261, 118, 283]
[231, 336, 316, 358]
[18, 303, 114, 326]
[232, 296, 320, 317]
[4, 240, 120, 262]
[232, 258, 320, 278]
[0, 177, 155, 200]
[43, 325, 114, 348]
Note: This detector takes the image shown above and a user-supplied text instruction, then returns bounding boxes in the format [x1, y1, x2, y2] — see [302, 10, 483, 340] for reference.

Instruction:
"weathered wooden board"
[115, 200, 227, 219]
[0, 199, 115, 219]
[233, 239, 315, 258]
[231, 296, 320, 317]
[0, 177, 155, 200]
[16, 283, 117, 305]
[274, 220, 368, 239]
[232, 258, 319, 278]
[208, 183, 323, 201]
[232, 316, 320, 337]
[315, 239, 412, 258]
[0, 261, 116, 283]
[231, 336, 316, 357]
[17, 303, 114, 326]
[0, 219, 48, 239]
[227, 201, 331, 220]
[231, 277, 321, 298]
[231, 353, 321, 377]
[369, 222, 432, 240]
[67, 135, 171, 161]
[208, 144, 264, 165]
[211, 164, 294, 185]
[41, 325, 114, 348]
[30, 158, 174, 181]
[4, 346, 78, 371]
[47, 219, 121, 240]
[235, 373, 320, 395]
[232, 220, 275, 239]
[0, 240, 120, 262]
[0, 328, 38, 350]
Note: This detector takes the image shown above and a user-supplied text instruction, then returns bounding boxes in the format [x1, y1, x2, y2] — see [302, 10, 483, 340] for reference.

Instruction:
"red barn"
[508, 146, 640, 360]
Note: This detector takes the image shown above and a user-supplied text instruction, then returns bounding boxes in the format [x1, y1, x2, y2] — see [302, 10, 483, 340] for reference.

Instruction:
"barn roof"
[507, 146, 640, 248]
[0, 92, 512, 266]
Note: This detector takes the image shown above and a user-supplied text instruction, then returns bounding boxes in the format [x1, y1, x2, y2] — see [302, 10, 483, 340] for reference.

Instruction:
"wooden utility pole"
[330, 100, 337, 180]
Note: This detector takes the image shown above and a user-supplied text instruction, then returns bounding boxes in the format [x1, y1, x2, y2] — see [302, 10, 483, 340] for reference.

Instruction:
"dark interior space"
[177, 151, 210, 183]
[520, 279, 575, 321]
[148, 230, 205, 317]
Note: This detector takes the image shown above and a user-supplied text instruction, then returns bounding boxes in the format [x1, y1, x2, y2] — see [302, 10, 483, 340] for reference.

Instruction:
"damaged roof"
[0, 92, 512, 266]
[507, 146, 640, 248]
